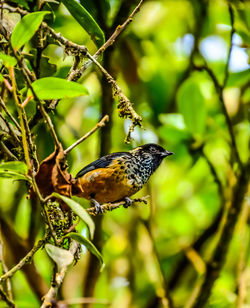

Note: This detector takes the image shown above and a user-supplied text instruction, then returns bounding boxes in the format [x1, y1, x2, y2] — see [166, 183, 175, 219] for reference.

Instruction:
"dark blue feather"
[75, 152, 131, 178]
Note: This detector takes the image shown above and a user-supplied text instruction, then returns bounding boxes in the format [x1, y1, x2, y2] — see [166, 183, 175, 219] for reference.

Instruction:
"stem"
[0, 237, 46, 283]
[64, 115, 109, 155]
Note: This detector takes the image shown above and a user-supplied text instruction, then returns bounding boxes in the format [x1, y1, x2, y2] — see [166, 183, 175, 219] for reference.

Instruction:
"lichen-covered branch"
[86, 52, 142, 142]
[86, 196, 149, 216]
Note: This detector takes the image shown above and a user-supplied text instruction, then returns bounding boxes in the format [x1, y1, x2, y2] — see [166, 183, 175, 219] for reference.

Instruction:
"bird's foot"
[91, 198, 103, 214]
[123, 197, 133, 208]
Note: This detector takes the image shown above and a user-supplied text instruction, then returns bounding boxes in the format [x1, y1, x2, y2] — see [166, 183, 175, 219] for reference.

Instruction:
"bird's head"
[131, 143, 173, 172]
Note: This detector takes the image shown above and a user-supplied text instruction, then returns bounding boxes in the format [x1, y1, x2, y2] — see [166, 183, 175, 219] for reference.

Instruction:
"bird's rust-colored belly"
[75, 168, 139, 203]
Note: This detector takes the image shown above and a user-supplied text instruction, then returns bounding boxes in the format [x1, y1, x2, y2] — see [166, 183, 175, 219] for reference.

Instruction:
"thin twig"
[86, 196, 149, 216]
[0, 141, 18, 160]
[41, 240, 79, 308]
[12, 53, 62, 149]
[0, 97, 21, 131]
[71, 0, 144, 79]
[8, 66, 31, 170]
[64, 115, 109, 155]
[0, 237, 13, 302]
[223, 4, 234, 88]
[0, 237, 47, 283]
[0, 286, 15, 308]
[143, 219, 174, 308]
[191, 164, 249, 308]
[86, 52, 142, 141]
[0, 113, 21, 144]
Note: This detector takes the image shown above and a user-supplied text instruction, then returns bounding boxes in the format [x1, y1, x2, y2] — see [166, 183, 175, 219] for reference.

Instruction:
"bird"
[73, 143, 173, 213]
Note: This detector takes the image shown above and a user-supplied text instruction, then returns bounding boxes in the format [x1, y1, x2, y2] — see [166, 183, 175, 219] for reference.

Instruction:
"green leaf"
[62, 0, 105, 48]
[0, 53, 17, 67]
[45, 244, 74, 271]
[11, 11, 50, 51]
[0, 161, 29, 181]
[226, 69, 250, 88]
[29, 77, 88, 100]
[53, 193, 94, 239]
[177, 79, 206, 136]
[66, 233, 104, 269]
[0, 73, 3, 82]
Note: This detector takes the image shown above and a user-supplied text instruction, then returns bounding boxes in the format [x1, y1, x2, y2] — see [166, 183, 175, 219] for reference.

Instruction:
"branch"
[0, 97, 21, 131]
[0, 113, 21, 145]
[41, 240, 79, 307]
[0, 141, 18, 160]
[191, 163, 249, 308]
[64, 115, 109, 155]
[86, 196, 149, 216]
[86, 52, 142, 142]
[0, 236, 47, 284]
[193, 5, 242, 171]
[0, 286, 15, 308]
[71, 0, 144, 79]
[143, 220, 174, 308]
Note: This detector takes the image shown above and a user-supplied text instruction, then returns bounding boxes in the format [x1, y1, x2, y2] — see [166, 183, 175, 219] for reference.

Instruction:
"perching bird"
[74, 144, 173, 213]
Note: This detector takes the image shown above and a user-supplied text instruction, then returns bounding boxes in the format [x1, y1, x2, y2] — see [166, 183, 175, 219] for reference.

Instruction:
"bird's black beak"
[161, 150, 174, 158]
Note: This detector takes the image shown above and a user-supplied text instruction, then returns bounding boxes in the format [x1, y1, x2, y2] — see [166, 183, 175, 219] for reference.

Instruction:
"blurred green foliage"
[0, 0, 249, 307]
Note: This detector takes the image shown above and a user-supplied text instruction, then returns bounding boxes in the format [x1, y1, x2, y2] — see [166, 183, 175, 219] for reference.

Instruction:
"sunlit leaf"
[45, 244, 74, 271]
[29, 77, 88, 100]
[177, 79, 206, 135]
[11, 11, 50, 51]
[53, 193, 94, 239]
[62, 0, 105, 48]
[0, 161, 29, 181]
[66, 232, 104, 269]
[226, 69, 250, 88]
[0, 53, 17, 67]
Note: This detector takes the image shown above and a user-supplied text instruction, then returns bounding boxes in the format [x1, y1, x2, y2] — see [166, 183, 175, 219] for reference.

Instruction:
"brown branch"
[143, 220, 174, 308]
[0, 113, 21, 145]
[64, 115, 109, 155]
[0, 236, 47, 284]
[191, 163, 249, 308]
[0, 237, 13, 303]
[0, 97, 21, 131]
[86, 52, 142, 142]
[193, 6, 242, 171]
[72, 0, 144, 80]
[41, 240, 79, 307]
[0, 216, 48, 299]
[0, 286, 15, 308]
[0, 141, 18, 160]
[86, 196, 149, 216]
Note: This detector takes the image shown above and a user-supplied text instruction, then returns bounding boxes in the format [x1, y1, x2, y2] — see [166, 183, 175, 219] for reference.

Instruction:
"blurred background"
[0, 0, 249, 307]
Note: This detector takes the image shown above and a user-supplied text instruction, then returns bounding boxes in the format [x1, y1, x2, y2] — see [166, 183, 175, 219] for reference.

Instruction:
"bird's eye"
[150, 147, 157, 153]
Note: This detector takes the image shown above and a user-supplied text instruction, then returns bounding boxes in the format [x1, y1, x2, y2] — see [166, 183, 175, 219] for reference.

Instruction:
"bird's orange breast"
[75, 164, 139, 203]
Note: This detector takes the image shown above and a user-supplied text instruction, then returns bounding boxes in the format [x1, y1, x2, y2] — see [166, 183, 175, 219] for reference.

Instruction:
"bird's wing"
[75, 152, 131, 178]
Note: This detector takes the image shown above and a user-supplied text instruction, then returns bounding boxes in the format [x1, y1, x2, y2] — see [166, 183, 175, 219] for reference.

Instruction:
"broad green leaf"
[11, 11, 50, 51]
[45, 244, 74, 271]
[0, 161, 29, 181]
[11, 0, 30, 10]
[29, 77, 88, 100]
[80, 0, 110, 22]
[53, 193, 94, 239]
[0, 53, 17, 67]
[226, 69, 250, 88]
[66, 233, 104, 269]
[0, 73, 3, 82]
[177, 79, 206, 135]
[62, 0, 105, 48]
